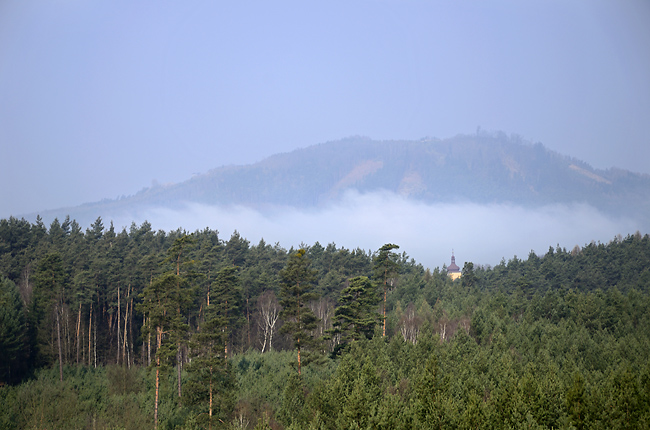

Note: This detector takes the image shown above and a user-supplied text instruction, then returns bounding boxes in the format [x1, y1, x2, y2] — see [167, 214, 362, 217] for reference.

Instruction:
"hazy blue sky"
[1, 0, 649, 218]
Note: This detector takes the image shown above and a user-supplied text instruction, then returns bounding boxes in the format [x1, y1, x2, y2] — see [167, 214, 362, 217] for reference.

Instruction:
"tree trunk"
[129, 293, 134, 367]
[94, 306, 97, 368]
[147, 318, 151, 367]
[154, 326, 161, 430]
[246, 296, 251, 349]
[88, 303, 92, 367]
[76, 302, 81, 365]
[142, 314, 146, 366]
[64, 306, 70, 364]
[209, 366, 213, 430]
[123, 298, 129, 368]
[56, 305, 63, 382]
[297, 340, 301, 375]
[117, 285, 121, 365]
[177, 347, 182, 403]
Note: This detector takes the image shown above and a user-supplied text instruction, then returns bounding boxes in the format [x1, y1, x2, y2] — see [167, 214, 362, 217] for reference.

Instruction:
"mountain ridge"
[27, 133, 650, 230]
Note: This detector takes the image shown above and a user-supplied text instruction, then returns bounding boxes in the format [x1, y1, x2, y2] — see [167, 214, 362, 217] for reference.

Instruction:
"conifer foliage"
[278, 249, 319, 374]
[331, 275, 380, 354]
[1, 215, 650, 429]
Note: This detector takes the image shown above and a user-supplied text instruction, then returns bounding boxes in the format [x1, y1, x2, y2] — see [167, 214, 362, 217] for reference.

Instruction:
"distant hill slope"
[34, 133, 650, 228]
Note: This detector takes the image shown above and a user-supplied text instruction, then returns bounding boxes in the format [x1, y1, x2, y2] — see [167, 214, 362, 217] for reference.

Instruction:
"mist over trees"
[1, 215, 649, 428]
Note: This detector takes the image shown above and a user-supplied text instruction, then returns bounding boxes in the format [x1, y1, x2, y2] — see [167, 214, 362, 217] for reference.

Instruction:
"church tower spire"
[447, 250, 461, 280]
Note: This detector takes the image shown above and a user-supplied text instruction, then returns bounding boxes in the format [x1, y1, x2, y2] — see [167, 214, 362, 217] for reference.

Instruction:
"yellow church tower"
[447, 251, 461, 280]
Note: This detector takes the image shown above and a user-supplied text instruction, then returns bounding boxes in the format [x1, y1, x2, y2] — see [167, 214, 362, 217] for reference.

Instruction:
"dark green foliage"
[1, 216, 650, 429]
[0, 278, 28, 384]
[331, 276, 380, 353]
[184, 267, 239, 428]
[277, 373, 307, 427]
[566, 372, 586, 429]
[32, 252, 67, 370]
[373, 243, 400, 337]
[211, 266, 244, 355]
[279, 249, 320, 373]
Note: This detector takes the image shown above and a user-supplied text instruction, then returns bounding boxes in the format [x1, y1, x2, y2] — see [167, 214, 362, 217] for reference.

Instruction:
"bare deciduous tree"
[309, 297, 335, 352]
[399, 302, 421, 344]
[257, 290, 280, 353]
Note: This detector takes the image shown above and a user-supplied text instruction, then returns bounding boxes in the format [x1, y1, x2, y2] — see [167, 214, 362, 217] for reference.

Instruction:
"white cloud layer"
[110, 190, 642, 270]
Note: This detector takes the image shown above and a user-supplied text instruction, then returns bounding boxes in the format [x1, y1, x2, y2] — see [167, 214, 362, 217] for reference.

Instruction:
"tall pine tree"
[279, 249, 319, 374]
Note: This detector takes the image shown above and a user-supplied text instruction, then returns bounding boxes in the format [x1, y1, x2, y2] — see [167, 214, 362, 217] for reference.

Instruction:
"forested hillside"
[1, 215, 649, 429]
[34, 133, 650, 231]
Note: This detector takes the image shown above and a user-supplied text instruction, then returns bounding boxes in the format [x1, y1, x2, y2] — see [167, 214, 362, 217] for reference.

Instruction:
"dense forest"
[1, 215, 649, 429]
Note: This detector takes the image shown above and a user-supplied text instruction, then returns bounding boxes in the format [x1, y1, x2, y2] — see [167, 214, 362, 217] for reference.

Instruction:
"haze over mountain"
[22, 133, 648, 269]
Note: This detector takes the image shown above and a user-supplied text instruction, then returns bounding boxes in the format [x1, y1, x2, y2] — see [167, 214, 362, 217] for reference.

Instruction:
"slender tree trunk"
[117, 285, 121, 365]
[154, 326, 161, 430]
[123, 298, 129, 368]
[81, 324, 85, 365]
[246, 296, 251, 348]
[65, 306, 70, 364]
[269, 322, 274, 352]
[209, 366, 213, 430]
[175, 260, 182, 404]
[94, 307, 97, 368]
[297, 339, 301, 375]
[177, 347, 182, 403]
[129, 293, 134, 368]
[88, 303, 92, 367]
[297, 291, 301, 375]
[225, 300, 229, 359]
[147, 318, 151, 367]
[76, 302, 81, 365]
[142, 314, 146, 366]
[56, 305, 63, 382]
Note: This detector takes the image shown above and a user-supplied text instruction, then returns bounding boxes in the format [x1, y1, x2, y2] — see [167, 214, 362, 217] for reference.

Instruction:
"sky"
[1, 0, 649, 267]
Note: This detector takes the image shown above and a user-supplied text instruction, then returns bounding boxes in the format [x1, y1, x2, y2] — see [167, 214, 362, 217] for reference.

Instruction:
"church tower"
[447, 251, 461, 280]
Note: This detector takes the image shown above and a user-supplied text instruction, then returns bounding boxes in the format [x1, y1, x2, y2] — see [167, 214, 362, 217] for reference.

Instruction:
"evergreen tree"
[32, 252, 67, 380]
[0, 277, 28, 384]
[138, 235, 195, 429]
[373, 243, 399, 337]
[279, 249, 319, 374]
[331, 276, 380, 355]
[211, 266, 244, 358]
[185, 268, 237, 429]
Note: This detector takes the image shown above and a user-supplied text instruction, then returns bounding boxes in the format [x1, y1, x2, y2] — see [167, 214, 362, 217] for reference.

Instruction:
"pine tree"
[373, 244, 399, 337]
[185, 267, 238, 429]
[0, 277, 28, 383]
[210, 266, 243, 358]
[331, 276, 380, 355]
[279, 249, 319, 374]
[137, 235, 195, 429]
[33, 252, 67, 380]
